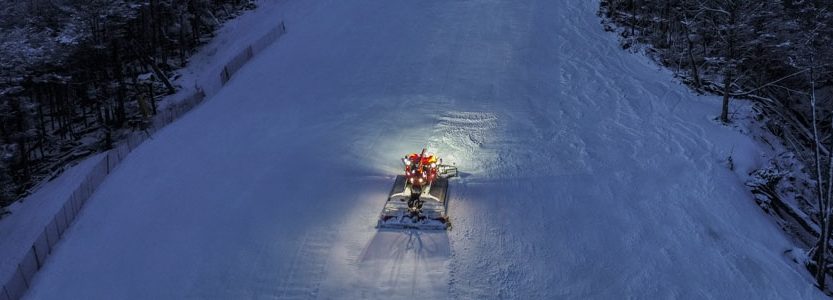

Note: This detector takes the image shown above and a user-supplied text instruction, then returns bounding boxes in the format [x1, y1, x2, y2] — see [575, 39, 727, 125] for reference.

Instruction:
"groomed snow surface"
[22, 0, 824, 299]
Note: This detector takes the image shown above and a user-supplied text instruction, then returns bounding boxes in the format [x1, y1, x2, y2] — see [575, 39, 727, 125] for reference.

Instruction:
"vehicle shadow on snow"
[351, 229, 451, 295]
[359, 229, 451, 262]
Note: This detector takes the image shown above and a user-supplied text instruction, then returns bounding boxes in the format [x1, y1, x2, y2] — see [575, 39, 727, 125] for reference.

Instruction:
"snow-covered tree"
[599, 0, 833, 290]
[0, 0, 256, 208]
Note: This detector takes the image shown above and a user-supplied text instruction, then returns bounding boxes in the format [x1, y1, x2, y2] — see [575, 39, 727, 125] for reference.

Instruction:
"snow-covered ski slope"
[24, 0, 824, 299]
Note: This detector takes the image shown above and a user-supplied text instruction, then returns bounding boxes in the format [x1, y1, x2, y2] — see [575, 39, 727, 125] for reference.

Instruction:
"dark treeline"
[599, 0, 833, 290]
[0, 1, 255, 209]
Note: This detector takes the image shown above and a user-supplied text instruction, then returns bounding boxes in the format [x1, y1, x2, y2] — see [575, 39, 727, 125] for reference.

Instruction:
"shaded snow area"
[0, 154, 104, 281]
[154, 1, 287, 111]
[21, 0, 824, 299]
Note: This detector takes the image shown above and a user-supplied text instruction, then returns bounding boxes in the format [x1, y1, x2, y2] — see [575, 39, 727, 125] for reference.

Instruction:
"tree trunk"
[148, 83, 157, 114]
[811, 68, 829, 289]
[142, 53, 176, 95]
[685, 33, 700, 89]
[721, 72, 731, 123]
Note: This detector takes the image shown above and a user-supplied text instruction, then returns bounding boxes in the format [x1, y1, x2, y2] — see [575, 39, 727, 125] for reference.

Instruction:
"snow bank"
[0, 154, 103, 285]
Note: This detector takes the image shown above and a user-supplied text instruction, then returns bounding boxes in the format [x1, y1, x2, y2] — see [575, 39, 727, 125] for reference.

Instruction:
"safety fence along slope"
[0, 21, 287, 300]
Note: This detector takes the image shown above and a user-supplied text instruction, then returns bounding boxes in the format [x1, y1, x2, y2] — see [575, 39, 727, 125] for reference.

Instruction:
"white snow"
[169, 0, 288, 101]
[20, 0, 825, 299]
[0, 154, 104, 282]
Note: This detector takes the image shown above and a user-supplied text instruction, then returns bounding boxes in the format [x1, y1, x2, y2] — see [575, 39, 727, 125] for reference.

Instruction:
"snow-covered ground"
[0, 2, 286, 291]
[20, 0, 824, 298]
[0, 154, 103, 284]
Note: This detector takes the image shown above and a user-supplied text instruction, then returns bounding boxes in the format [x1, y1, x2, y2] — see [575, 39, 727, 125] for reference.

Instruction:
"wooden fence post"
[32, 245, 41, 269]
[3, 285, 11, 300]
[17, 265, 28, 289]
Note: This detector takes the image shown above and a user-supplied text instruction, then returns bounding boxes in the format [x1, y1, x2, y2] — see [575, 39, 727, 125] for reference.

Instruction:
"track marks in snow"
[447, 198, 535, 299]
[275, 227, 337, 299]
[428, 111, 500, 175]
[429, 110, 592, 180]
[351, 230, 451, 298]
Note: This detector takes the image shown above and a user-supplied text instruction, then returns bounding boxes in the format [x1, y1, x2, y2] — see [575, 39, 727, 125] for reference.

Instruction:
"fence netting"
[0, 21, 286, 300]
